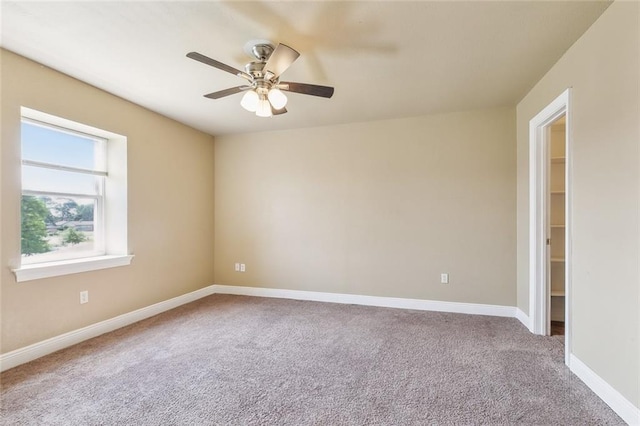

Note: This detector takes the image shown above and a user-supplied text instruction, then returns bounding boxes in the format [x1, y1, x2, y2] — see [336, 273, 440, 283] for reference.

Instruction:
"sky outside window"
[21, 121, 102, 170]
[21, 121, 103, 203]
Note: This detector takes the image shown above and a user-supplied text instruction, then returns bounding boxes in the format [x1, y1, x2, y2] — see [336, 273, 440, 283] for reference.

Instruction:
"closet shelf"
[551, 290, 565, 297]
[551, 257, 565, 263]
[551, 157, 566, 164]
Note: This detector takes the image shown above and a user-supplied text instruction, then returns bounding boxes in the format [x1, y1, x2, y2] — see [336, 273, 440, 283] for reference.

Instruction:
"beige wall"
[214, 107, 516, 305]
[516, 1, 639, 407]
[1, 50, 215, 353]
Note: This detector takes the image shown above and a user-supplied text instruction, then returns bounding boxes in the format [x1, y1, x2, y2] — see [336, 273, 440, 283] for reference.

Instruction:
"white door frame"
[528, 88, 572, 366]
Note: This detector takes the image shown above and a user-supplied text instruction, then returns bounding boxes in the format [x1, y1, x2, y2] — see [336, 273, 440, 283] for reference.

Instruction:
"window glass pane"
[21, 121, 105, 171]
[22, 165, 101, 195]
[21, 195, 101, 265]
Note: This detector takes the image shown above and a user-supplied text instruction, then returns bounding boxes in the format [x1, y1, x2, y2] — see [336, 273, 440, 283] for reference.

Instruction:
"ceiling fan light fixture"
[267, 88, 287, 110]
[187, 43, 334, 118]
[240, 89, 259, 112]
[256, 96, 273, 118]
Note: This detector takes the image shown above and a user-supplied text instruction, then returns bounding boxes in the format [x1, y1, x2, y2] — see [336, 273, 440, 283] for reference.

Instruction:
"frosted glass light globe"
[256, 98, 273, 117]
[240, 90, 259, 112]
[267, 88, 288, 110]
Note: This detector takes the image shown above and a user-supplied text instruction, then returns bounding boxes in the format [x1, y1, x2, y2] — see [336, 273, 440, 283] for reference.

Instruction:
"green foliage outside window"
[21, 196, 93, 256]
[21, 196, 50, 256]
[61, 227, 87, 245]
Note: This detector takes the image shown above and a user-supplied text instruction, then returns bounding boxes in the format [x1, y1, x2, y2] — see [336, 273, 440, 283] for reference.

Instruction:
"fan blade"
[187, 52, 252, 81]
[272, 106, 287, 115]
[204, 86, 251, 99]
[278, 82, 334, 98]
[264, 43, 300, 78]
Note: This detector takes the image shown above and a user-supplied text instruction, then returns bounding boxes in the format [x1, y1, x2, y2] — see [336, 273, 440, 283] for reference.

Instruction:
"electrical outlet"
[440, 273, 449, 284]
[80, 290, 89, 304]
[240, 263, 246, 272]
[235, 263, 240, 272]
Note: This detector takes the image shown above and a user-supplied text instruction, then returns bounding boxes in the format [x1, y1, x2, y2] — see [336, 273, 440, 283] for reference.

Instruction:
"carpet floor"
[0, 294, 624, 425]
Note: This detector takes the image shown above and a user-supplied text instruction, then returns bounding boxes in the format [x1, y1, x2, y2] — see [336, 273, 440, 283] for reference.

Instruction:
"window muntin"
[22, 166, 103, 195]
[21, 119, 107, 264]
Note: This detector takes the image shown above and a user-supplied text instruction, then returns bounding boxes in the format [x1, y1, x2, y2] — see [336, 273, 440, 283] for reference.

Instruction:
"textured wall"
[1, 50, 216, 353]
[214, 107, 516, 306]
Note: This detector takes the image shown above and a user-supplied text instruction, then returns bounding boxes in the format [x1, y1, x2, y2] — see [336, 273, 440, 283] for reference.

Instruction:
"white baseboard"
[2, 284, 513, 372]
[515, 308, 530, 329]
[570, 354, 640, 425]
[0, 285, 217, 372]
[214, 285, 639, 424]
[3, 282, 637, 426]
[212, 284, 517, 318]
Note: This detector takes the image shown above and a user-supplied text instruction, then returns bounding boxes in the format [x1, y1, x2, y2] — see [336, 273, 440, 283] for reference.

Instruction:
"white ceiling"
[1, 1, 610, 136]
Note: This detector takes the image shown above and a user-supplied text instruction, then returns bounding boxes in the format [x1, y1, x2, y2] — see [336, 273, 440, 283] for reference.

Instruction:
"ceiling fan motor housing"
[245, 61, 267, 79]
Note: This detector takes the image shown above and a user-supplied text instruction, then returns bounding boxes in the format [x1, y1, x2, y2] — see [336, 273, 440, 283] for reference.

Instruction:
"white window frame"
[13, 107, 133, 282]
[21, 117, 108, 261]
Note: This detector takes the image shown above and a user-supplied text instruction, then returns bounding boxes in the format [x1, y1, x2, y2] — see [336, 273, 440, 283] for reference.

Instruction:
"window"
[21, 119, 107, 263]
[14, 108, 132, 282]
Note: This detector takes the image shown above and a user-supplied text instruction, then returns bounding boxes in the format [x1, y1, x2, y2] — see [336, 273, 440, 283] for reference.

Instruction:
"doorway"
[549, 116, 566, 337]
[528, 89, 572, 366]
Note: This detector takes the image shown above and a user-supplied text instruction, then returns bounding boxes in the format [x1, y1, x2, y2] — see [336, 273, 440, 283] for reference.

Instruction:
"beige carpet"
[0, 294, 624, 425]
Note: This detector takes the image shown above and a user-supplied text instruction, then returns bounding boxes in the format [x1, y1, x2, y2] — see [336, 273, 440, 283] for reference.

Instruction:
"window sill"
[13, 254, 134, 282]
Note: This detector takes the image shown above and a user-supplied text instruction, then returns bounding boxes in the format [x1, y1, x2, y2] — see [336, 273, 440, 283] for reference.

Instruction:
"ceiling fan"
[187, 42, 334, 117]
